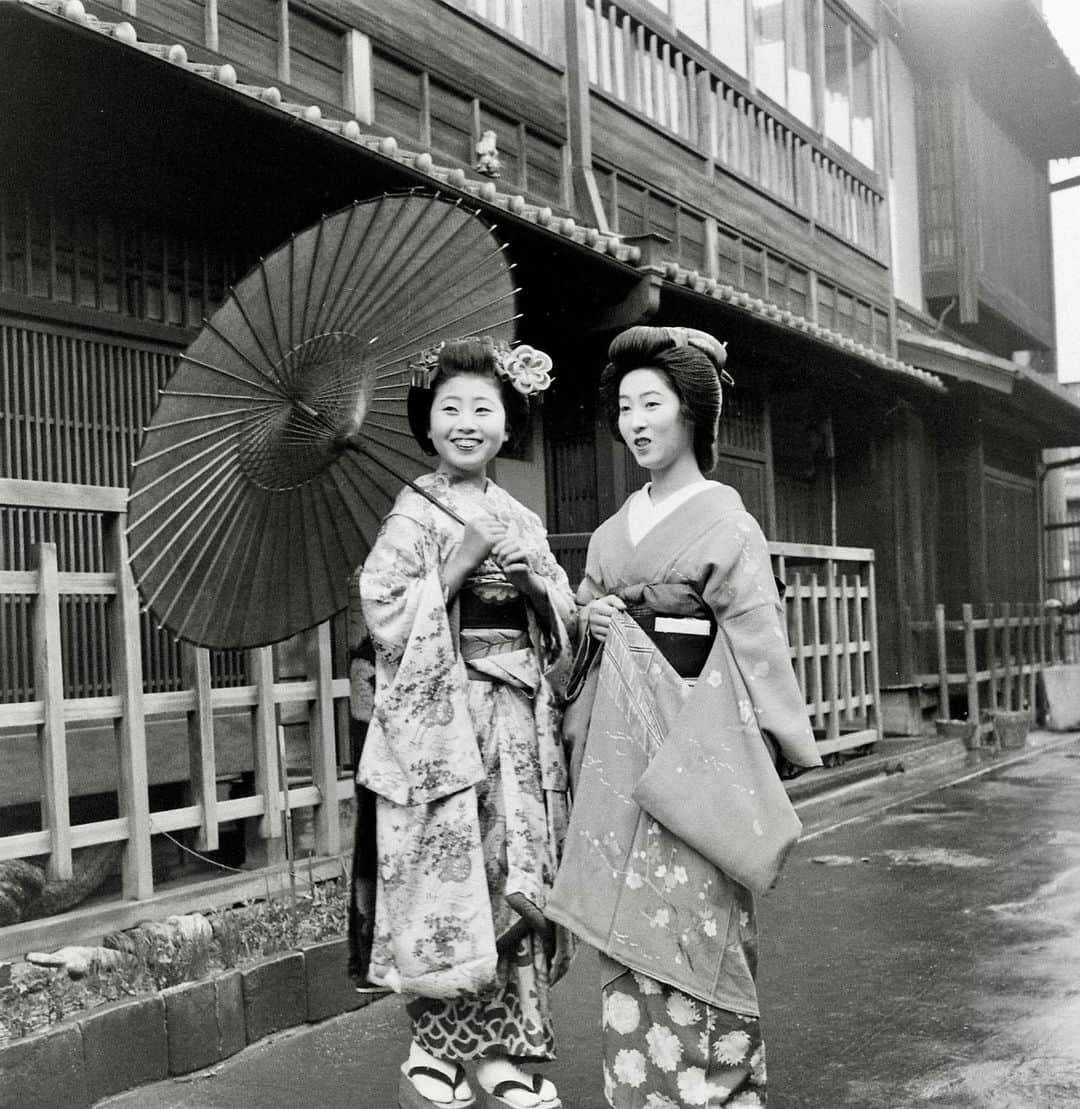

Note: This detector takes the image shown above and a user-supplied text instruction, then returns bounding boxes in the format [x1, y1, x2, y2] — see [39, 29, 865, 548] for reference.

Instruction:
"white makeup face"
[616, 367, 695, 475]
[428, 373, 508, 482]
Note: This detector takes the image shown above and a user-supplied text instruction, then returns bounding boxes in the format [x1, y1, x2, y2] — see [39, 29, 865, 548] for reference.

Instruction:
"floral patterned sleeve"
[359, 512, 432, 666]
[531, 537, 577, 639]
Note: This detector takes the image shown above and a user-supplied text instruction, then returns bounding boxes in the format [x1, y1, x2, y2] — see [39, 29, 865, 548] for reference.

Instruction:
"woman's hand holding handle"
[584, 594, 626, 642]
[444, 517, 507, 601]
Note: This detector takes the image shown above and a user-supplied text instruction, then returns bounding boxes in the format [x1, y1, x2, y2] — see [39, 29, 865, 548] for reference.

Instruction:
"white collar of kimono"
[627, 479, 718, 545]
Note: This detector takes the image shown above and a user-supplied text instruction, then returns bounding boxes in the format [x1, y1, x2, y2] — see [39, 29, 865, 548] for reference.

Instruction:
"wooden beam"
[585, 274, 661, 333]
[0, 478, 127, 514]
[1049, 174, 1080, 193]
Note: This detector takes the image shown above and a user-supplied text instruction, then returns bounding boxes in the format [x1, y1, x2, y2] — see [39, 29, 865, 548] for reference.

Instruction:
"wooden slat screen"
[0, 319, 247, 700]
[0, 191, 237, 329]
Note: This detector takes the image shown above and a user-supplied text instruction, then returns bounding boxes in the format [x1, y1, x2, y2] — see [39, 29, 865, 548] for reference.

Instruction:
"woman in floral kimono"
[357, 337, 575, 1109]
[547, 326, 823, 1108]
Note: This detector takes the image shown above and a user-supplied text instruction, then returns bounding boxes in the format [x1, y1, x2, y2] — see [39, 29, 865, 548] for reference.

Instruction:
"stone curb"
[0, 937, 385, 1109]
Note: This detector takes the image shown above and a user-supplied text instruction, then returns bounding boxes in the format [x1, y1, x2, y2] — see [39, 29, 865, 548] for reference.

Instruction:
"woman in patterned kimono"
[547, 326, 823, 1108]
[357, 337, 575, 1109]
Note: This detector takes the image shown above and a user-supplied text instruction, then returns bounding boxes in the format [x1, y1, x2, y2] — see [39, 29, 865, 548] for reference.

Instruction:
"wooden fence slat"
[34, 543, 73, 881]
[987, 603, 999, 711]
[962, 603, 979, 727]
[839, 575, 853, 723]
[809, 571, 824, 730]
[308, 622, 341, 856]
[182, 643, 218, 852]
[853, 575, 868, 717]
[934, 603, 948, 714]
[1026, 606, 1038, 710]
[106, 517, 153, 900]
[1001, 602, 1013, 711]
[250, 645, 282, 842]
[824, 562, 840, 740]
[792, 572, 807, 700]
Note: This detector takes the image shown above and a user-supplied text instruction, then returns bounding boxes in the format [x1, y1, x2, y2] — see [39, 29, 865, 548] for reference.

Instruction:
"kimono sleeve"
[520, 509, 578, 674]
[712, 513, 822, 770]
[356, 512, 485, 807]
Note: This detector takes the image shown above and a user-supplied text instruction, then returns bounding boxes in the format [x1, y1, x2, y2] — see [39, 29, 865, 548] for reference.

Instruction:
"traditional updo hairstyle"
[599, 325, 731, 473]
[407, 336, 531, 456]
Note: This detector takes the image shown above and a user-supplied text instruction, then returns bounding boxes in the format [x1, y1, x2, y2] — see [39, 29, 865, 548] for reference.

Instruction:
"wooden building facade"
[3, 0, 1080, 936]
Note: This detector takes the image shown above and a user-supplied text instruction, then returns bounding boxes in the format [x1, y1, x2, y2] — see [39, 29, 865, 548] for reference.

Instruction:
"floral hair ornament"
[666, 326, 735, 387]
[407, 339, 554, 397]
[492, 341, 554, 397]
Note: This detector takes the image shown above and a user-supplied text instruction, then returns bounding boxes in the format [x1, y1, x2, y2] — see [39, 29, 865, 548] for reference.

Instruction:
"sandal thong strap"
[402, 1062, 473, 1106]
[490, 1074, 544, 1097]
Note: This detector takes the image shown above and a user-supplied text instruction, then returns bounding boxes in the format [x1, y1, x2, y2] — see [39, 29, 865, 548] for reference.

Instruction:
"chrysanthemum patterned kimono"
[358, 471, 575, 1063]
[547, 484, 822, 1108]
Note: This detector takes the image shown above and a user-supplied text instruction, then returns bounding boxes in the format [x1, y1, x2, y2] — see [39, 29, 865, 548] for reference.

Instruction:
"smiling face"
[617, 367, 695, 477]
[428, 373, 508, 483]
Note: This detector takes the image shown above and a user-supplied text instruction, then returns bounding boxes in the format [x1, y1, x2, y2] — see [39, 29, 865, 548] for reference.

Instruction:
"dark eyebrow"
[619, 389, 664, 400]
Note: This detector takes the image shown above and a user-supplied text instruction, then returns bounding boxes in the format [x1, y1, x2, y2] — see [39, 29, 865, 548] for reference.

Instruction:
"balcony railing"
[584, 0, 884, 256]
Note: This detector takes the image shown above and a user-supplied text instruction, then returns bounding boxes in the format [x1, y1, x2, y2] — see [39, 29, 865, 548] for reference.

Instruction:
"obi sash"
[626, 603, 716, 679]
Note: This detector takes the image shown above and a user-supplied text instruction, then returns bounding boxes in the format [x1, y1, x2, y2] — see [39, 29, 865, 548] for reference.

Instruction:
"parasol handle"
[339, 436, 465, 525]
[341, 436, 513, 582]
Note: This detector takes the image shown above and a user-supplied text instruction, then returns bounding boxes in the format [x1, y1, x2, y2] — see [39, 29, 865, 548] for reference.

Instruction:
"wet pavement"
[101, 734, 1080, 1109]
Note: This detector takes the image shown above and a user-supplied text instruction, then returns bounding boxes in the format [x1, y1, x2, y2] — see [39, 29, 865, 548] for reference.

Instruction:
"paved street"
[102, 735, 1080, 1109]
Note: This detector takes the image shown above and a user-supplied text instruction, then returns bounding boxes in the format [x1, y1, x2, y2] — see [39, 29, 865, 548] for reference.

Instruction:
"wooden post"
[1026, 606, 1037, 711]
[344, 30, 374, 124]
[204, 0, 219, 52]
[277, 0, 291, 86]
[987, 603, 998, 712]
[308, 622, 341, 856]
[182, 643, 218, 852]
[1001, 602, 1013, 711]
[793, 572, 807, 703]
[250, 645, 282, 842]
[106, 518, 153, 901]
[33, 543, 72, 881]
[962, 603, 979, 727]
[810, 572, 824, 731]
[825, 560, 840, 741]
[934, 603, 948, 719]
[853, 573, 868, 720]
[839, 575, 853, 724]
[867, 550, 882, 740]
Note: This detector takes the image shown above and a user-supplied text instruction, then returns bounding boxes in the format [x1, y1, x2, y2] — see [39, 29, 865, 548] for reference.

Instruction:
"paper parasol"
[127, 191, 518, 649]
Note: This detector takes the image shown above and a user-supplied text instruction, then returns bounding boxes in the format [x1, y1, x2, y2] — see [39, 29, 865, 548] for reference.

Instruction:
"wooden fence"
[550, 533, 881, 756]
[772, 542, 880, 756]
[0, 479, 352, 955]
[910, 602, 1074, 740]
[2, 478, 879, 949]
